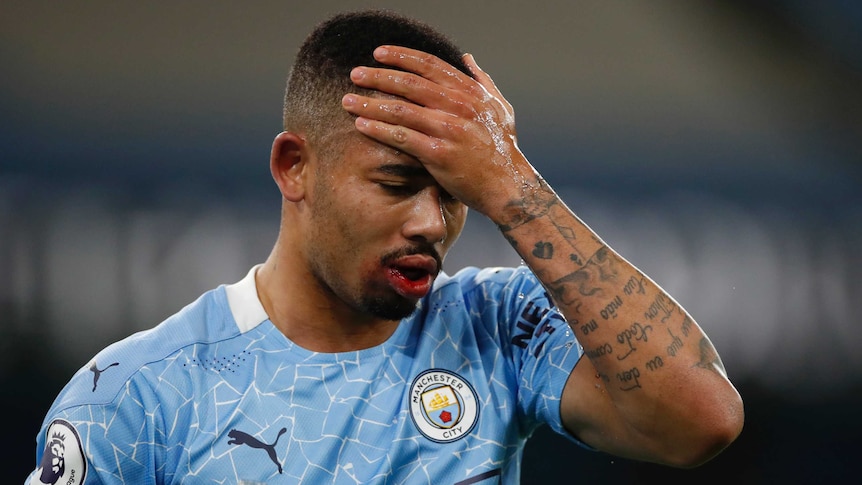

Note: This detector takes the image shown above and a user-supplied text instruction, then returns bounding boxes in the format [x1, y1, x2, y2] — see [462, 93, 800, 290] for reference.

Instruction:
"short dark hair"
[283, 10, 470, 151]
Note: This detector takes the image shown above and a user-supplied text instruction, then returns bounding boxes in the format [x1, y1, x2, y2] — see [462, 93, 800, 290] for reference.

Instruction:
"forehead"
[338, 130, 429, 176]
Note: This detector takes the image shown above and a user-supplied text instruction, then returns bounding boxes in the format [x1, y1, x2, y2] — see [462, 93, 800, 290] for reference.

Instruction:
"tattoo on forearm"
[579, 318, 599, 336]
[591, 247, 616, 281]
[556, 223, 576, 243]
[680, 314, 693, 337]
[616, 367, 642, 391]
[695, 337, 728, 378]
[645, 355, 664, 371]
[548, 247, 616, 305]
[568, 269, 601, 297]
[532, 241, 554, 259]
[622, 275, 647, 296]
[549, 272, 592, 306]
[666, 328, 684, 357]
[497, 177, 558, 232]
[585, 342, 613, 359]
[600, 295, 623, 320]
[615, 322, 653, 361]
[644, 293, 676, 323]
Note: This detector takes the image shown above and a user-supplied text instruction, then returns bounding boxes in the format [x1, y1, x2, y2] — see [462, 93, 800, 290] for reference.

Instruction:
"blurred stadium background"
[2, 1, 860, 482]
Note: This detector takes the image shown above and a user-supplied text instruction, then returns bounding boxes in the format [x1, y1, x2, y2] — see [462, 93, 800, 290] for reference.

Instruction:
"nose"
[402, 188, 448, 244]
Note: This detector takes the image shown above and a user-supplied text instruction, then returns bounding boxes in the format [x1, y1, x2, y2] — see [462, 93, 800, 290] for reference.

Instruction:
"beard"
[306, 261, 420, 321]
[306, 243, 441, 322]
[361, 292, 420, 321]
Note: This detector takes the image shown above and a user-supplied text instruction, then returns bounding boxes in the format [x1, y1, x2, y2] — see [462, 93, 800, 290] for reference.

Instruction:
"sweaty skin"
[341, 45, 743, 468]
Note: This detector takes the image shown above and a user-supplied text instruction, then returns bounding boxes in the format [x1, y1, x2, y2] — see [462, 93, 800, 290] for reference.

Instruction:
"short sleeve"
[479, 267, 588, 445]
[26, 373, 163, 485]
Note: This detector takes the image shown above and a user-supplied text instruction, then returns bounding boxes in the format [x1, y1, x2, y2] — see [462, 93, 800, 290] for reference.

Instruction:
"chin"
[363, 294, 419, 321]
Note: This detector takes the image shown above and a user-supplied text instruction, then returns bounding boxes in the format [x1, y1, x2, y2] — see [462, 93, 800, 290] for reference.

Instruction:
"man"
[27, 10, 743, 484]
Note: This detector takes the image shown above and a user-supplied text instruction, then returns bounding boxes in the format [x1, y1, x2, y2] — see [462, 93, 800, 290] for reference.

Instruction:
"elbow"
[662, 388, 745, 469]
[667, 418, 744, 469]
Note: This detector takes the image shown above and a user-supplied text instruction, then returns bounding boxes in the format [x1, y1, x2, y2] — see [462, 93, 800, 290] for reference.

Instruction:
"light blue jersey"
[27, 266, 585, 484]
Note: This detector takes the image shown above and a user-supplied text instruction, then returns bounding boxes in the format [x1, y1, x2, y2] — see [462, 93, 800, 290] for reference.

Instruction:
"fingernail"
[356, 117, 368, 128]
[374, 46, 389, 58]
[342, 94, 356, 106]
[351, 67, 365, 80]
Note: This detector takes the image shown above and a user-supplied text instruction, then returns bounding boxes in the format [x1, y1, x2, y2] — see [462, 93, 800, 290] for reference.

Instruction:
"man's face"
[301, 131, 467, 321]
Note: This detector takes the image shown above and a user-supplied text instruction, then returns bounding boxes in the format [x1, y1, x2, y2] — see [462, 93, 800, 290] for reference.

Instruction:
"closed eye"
[378, 182, 417, 196]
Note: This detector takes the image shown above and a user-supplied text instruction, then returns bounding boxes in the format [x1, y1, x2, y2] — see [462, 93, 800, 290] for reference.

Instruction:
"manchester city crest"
[409, 369, 479, 443]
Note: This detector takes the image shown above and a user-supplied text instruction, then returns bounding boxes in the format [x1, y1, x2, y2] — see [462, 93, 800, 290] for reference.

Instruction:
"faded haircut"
[282, 9, 472, 155]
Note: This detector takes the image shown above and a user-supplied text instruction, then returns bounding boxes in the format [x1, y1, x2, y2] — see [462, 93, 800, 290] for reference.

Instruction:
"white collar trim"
[225, 265, 269, 333]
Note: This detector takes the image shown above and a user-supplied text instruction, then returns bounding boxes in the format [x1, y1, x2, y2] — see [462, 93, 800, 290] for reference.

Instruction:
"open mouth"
[386, 265, 435, 299]
[383, 251, 441, 299]
[397, 266, 429, 281]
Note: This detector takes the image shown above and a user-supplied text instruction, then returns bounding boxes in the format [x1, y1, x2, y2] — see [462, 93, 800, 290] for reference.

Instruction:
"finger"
[462, 53, 513, 112]
[350, 65, 478, 118]
[372, 45, 476, 91]
[462, 53, 496, 97]
[350, 66, 435, 107]
[342, 93, 463, 141]
[352, 115, 449, 164]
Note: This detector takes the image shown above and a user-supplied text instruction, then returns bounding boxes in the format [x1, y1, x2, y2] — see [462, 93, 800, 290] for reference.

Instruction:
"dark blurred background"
[3, 1, 860, 483]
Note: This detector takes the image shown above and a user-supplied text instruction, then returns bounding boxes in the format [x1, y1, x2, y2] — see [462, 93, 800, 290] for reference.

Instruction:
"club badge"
[409, 369, 479, 443]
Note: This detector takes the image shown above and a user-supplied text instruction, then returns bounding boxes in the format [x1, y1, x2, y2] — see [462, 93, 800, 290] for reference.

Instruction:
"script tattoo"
[600, 295, 623, 320]
[615, 322, 653, 360]
[580, 318, 599, 336]
[666, 328, 684, 357]
[616, 367, 642, 391]
[622, 275, 647, 296]
[585, 342, 613, 359]
[680, 313, 694, 337]
[644, 293, 676, 323]
[645, 355, 664, 371]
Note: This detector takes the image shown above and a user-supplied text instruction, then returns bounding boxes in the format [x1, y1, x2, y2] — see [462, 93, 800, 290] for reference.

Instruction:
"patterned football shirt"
[27, 265, 585, 484]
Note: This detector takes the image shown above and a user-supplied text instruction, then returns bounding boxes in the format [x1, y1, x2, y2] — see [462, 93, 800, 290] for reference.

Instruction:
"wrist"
[492, 174, 559, 232]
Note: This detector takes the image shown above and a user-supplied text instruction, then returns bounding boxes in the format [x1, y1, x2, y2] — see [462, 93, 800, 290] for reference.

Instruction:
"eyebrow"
[372, 163, 432, 179]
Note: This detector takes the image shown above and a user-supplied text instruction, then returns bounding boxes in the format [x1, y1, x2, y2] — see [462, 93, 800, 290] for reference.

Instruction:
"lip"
[384, 254, 439, 299]
[389, 254, 439, 276]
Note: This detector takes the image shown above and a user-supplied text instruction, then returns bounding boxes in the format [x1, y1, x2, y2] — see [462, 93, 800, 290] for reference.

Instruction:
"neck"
[255, 247, 400, 353]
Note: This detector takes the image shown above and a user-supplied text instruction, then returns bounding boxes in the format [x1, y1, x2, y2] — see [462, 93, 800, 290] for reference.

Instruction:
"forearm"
[494, 175, 742, 463]
[496, 178, 720, 380]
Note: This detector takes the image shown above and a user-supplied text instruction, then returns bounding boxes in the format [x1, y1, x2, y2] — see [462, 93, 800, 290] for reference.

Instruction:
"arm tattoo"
[615, 322, 654, 361]
[666, 328, 684, 356]
[547, 247, 617, 305]
[616, 367, 642, 391]
[532, 241, 554, 259]
[695, 337, 729, 378]
[497, 177, 558, 232]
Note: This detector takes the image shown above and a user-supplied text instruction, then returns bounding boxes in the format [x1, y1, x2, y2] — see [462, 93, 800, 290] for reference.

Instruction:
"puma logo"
[227, 427, 287, 474]
[89, 361, 119, 392]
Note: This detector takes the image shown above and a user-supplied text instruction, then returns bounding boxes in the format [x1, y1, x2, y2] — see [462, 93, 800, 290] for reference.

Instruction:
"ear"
[270, 131, 309, 202]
